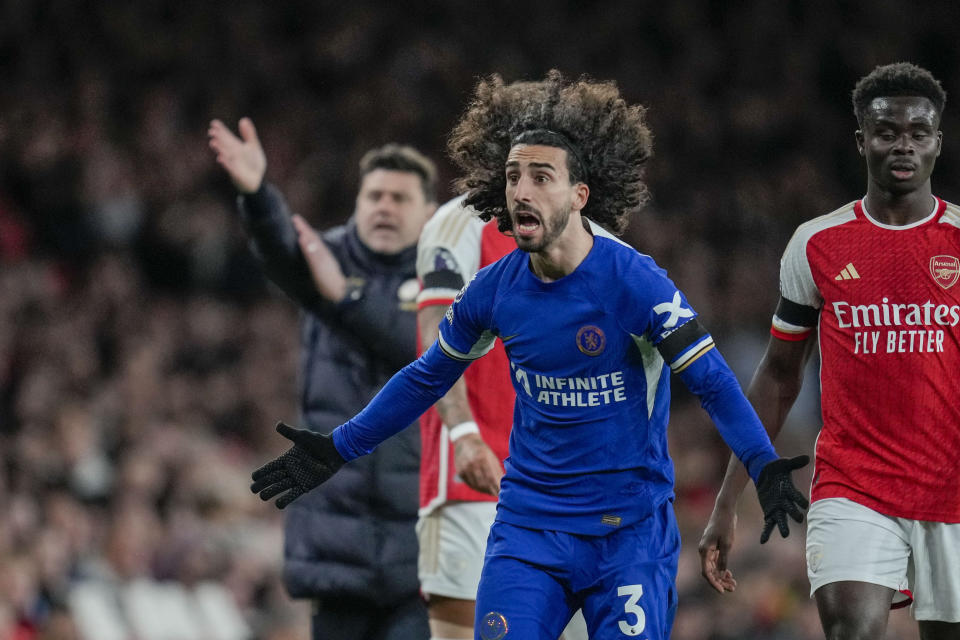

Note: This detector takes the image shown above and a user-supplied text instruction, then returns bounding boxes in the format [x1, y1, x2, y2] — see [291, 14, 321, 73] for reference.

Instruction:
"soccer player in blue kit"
[250, 71, 809, 640]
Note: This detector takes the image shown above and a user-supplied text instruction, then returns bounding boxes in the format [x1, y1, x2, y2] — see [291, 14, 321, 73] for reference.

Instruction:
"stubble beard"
[514, 201, 572, 254]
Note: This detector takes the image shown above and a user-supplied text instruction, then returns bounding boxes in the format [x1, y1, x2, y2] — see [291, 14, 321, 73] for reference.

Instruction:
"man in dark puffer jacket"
[209, 117, 436, 640]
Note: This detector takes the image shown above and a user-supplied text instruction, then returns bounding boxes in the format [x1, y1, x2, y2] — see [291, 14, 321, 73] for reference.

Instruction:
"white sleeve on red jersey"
[773, 205, 857, 339]
[779, 224, 822, 310]
[772, 224, 823, 340]
[416, 195, 485, 309]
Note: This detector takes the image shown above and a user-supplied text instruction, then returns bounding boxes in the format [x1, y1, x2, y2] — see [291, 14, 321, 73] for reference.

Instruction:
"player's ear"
[571, 182, 589, 212]
[855, 129, 865, 156]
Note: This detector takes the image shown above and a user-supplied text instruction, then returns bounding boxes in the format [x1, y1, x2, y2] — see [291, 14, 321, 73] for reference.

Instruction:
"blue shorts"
[474, 499, 679, 640]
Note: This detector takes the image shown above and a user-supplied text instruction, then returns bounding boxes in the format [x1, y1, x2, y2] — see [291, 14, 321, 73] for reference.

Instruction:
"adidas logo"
[835, 263, 861, 281]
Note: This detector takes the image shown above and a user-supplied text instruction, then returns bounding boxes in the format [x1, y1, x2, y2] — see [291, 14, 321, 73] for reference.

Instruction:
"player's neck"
[528, 214, 594, 282]
[863, 183, 935, 226]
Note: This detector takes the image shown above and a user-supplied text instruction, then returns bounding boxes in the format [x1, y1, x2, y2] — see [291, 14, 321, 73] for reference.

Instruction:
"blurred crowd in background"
[3, 1, 958, 638]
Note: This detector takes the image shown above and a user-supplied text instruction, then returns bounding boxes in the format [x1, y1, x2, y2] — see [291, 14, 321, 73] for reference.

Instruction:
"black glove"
[756, 455, 810, 544]
[251, 421, 346, 509]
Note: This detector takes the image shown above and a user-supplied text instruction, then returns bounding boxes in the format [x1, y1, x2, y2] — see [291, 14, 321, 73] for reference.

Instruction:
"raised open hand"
[208, 117, 267, 194]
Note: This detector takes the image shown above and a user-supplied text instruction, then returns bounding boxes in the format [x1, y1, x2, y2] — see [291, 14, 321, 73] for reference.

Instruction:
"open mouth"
[514, 210, 541, 236]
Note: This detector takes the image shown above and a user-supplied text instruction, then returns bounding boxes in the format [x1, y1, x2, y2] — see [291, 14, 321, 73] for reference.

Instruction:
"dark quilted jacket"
[240, 183, 420, 605]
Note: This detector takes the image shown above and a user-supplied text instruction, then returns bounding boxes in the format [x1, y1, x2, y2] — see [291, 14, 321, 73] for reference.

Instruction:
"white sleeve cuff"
[447, 421, 480, 441]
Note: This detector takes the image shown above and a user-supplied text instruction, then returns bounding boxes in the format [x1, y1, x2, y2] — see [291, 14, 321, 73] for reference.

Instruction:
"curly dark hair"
[447, 70, 653, 235]
[852, 62, 947, 127]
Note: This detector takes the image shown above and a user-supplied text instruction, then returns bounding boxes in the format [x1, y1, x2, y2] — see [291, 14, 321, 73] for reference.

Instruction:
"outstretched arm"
[671, 327, 808, 573]
[252, 341, 471, 508]
[418, 304, 503, 496]
[209, 119, 417, 368]
[697, 333, 815, 592]
[208, 118, 317, 305]
[252, 253, 498, 507]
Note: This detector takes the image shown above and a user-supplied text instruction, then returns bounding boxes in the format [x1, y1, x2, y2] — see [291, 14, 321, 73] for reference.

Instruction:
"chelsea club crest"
[576, 325, 606, 356]
[480, 612, 509, 640]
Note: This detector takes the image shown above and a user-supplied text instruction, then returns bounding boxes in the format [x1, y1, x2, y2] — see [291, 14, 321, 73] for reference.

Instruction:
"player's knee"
[819, 600, 887, 640]
[815, 581, 893, 640]
[822, 618, 887, 640]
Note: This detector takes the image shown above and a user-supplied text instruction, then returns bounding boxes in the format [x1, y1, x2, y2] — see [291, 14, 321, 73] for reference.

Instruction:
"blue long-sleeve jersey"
[335, 236, 778, 535]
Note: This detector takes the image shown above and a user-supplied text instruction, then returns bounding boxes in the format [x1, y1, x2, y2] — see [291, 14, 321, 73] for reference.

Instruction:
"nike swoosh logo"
[500, 334, 519, 342]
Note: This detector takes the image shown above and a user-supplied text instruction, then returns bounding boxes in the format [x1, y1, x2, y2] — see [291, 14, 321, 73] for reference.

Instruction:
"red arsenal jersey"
[772, 197, 960, 522]
[416, 197, 516, 511]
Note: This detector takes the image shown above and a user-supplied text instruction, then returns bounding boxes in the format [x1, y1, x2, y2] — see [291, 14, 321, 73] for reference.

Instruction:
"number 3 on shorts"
[617, 584, 646, 636]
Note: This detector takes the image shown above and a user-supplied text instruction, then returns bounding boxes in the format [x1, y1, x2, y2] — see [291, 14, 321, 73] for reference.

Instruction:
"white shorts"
[417, 501, 496, 601]
[806, 497, 960, 622]
[417, 502, 590, 639]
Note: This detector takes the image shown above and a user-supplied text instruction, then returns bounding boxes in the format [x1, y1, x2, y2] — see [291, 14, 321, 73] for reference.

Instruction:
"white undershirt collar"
[860, 195, 938, 230]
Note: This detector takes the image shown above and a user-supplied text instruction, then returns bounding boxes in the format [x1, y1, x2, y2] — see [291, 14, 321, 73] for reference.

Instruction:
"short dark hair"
[852, 62, 947, 127]
[359, 144, 438, 203]
[448, 70, 653, 235]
